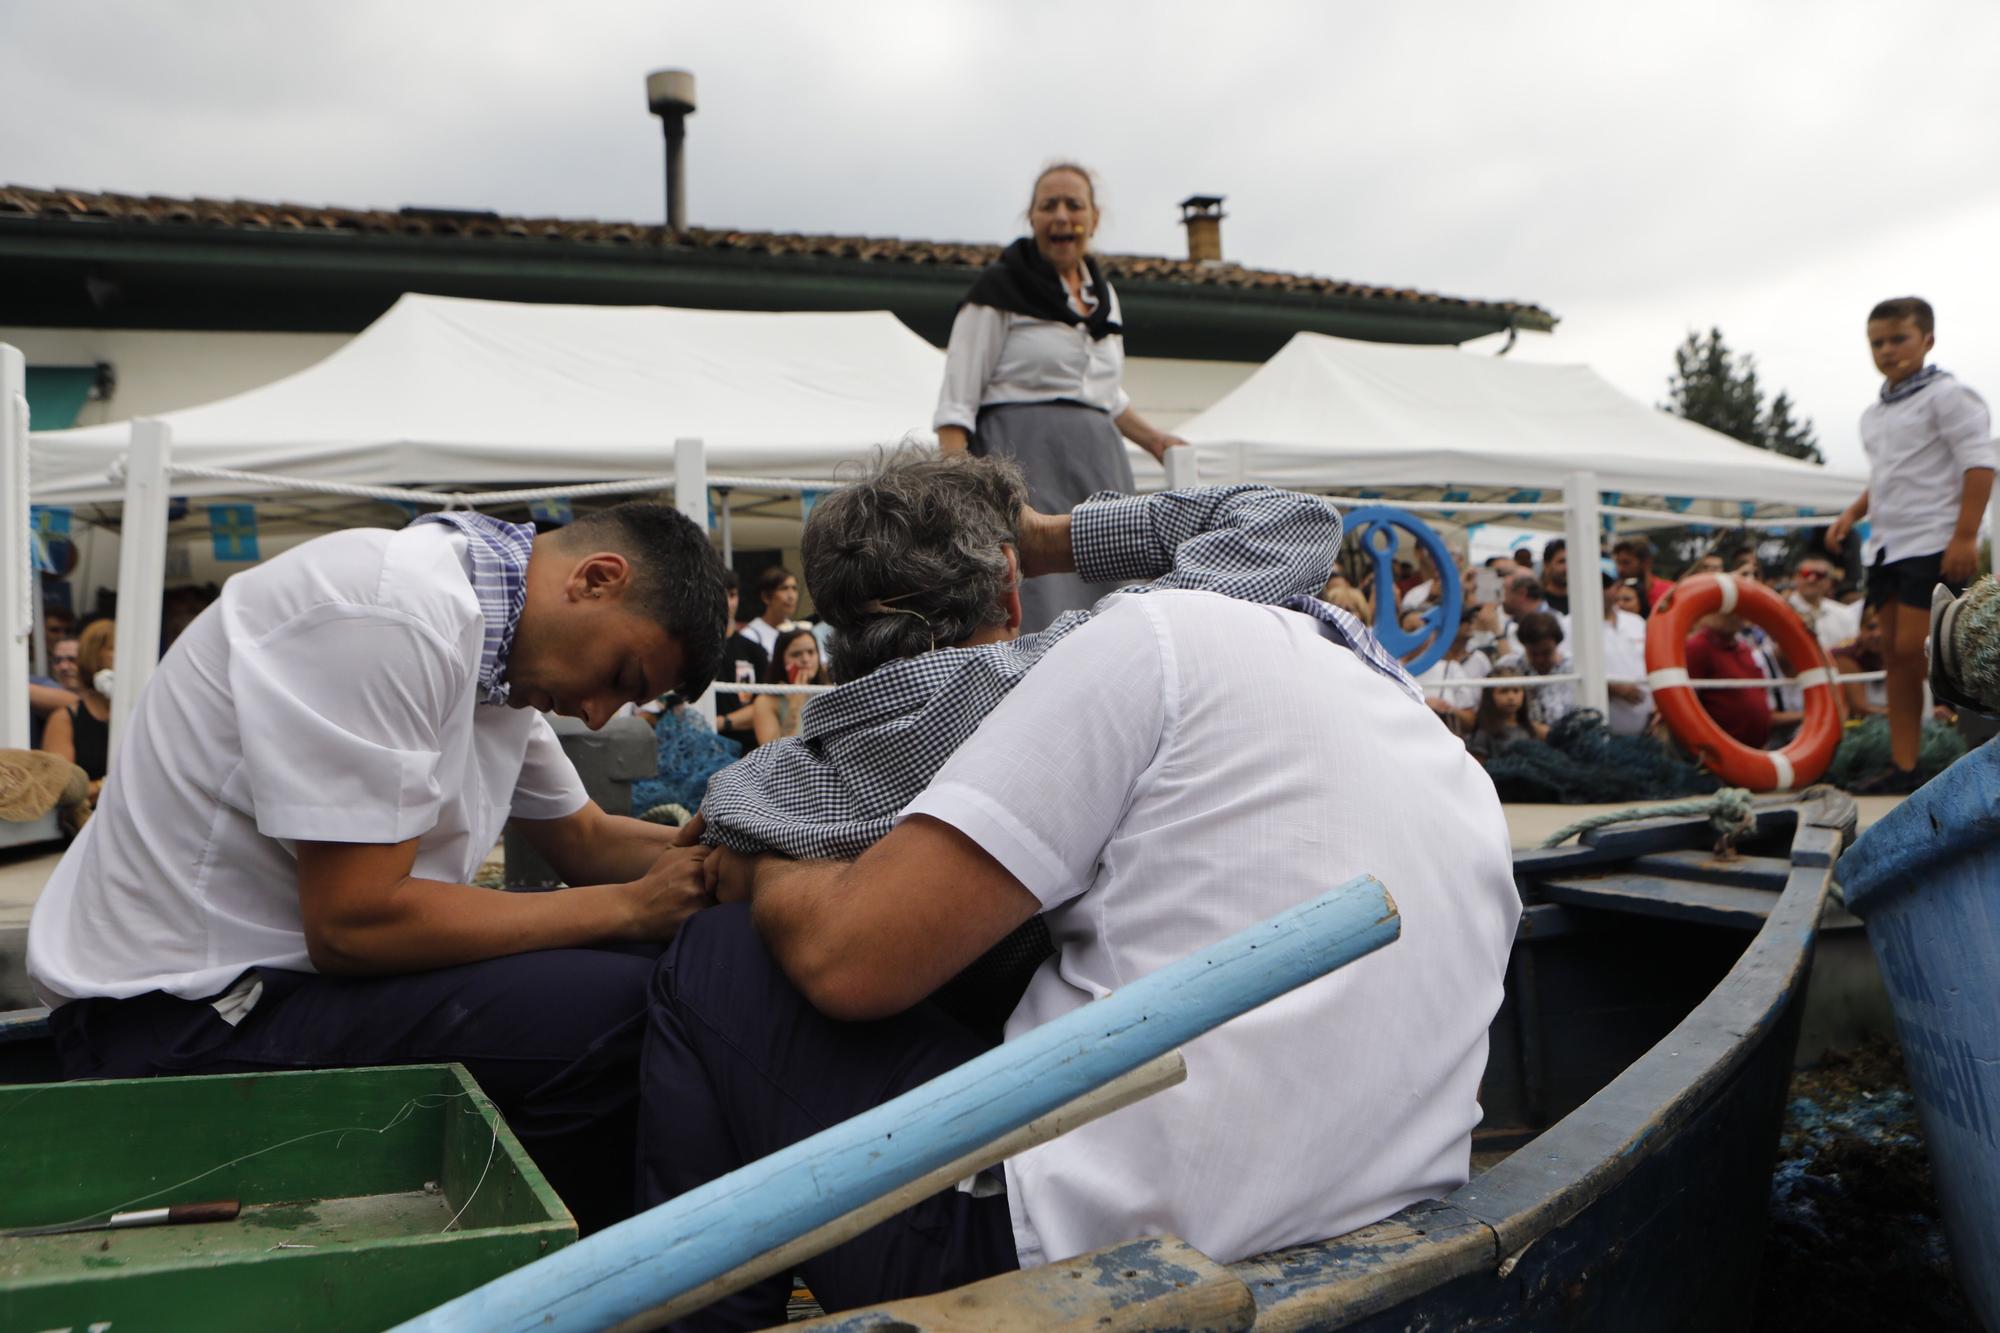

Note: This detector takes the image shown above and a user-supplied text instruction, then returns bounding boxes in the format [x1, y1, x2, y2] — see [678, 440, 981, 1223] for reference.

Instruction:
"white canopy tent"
[28, 293, 945, 503]
[1177, 332, 1867, 510]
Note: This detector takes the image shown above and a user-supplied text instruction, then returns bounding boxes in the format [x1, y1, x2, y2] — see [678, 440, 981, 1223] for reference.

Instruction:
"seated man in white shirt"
[27, 504, 726, 1235]
[638, 457, 1520, 1328]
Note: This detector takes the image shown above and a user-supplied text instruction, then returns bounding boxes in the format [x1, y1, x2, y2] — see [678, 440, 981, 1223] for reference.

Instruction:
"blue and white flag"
[209, 504, 260, 562]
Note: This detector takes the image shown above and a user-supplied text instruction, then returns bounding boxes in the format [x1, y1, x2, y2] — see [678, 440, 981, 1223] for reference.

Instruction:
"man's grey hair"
[803, 451, 1030, 682]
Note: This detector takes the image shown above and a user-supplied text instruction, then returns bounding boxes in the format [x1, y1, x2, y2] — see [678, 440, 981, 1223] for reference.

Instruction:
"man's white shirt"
[903, 590, 1519, 1269]
[28, 525, 587, 1007]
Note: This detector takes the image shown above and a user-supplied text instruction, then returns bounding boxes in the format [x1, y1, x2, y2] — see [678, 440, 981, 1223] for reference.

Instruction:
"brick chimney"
[1178, 194, 1226, 263]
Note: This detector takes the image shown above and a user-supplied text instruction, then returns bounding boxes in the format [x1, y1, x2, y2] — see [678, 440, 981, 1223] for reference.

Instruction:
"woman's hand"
[937, 426, 971, 455]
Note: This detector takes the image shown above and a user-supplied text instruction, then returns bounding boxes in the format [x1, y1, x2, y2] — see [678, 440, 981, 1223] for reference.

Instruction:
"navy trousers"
[48, 945, 659, 1236]
[641, 903, 1018, 1332]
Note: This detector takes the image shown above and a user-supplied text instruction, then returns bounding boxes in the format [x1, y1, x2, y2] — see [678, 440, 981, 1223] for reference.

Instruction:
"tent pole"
[0, 345, 30, 750]
[718, 488, 733, 564]
[110, 419, 172, 759]
[1563, 470, 1609, 719]
[674, 437, 718, 725]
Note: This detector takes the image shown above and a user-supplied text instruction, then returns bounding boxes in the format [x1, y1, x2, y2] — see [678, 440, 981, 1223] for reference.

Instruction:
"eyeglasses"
[1796, 569, 1828, 581]
[52, 654, 78, 665]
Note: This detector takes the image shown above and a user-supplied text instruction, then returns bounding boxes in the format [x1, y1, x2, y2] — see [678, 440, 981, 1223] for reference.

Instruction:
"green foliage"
[1644, 329, 1829, 576]
[1662, 328, 1824, 464]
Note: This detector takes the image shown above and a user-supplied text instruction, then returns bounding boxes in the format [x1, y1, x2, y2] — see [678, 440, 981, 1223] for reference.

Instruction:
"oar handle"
[162, 1200, 242, 1226]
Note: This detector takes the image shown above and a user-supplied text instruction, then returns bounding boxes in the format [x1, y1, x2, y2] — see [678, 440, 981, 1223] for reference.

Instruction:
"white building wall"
[1, 327, 348, 426]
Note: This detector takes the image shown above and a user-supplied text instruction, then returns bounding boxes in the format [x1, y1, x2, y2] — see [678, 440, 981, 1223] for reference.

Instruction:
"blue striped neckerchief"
[409, 511, 537, 705]
[1881, 364, 1947, 405]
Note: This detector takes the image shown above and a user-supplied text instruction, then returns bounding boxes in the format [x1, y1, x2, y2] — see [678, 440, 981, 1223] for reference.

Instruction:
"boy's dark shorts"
[1865, 549, 1965, 611]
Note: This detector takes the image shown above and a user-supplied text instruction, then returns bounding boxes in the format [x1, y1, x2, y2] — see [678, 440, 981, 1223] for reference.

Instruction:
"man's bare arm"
[743, 815, 1040, 1021]
[1943, 469, 1995, 585]
[511, 800, 683, 887]
[296, 835, 709, 975]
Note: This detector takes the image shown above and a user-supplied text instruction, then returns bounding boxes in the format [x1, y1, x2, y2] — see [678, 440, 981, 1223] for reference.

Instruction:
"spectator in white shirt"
[637, 456, 1518, 1326]
[1593, 558, 1653, 737]
[1787, 554, 1861, 654]
[934, 162, 1185, 631]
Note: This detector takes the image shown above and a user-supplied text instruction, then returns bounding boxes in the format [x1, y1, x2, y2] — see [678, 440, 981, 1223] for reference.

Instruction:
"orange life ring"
[1644, 573, 1844, 792]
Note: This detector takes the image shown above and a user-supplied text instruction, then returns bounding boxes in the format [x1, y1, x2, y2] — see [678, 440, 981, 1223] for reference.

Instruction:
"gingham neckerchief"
[700, 484, 1416, 860]
[409, 511, 536, 705]
[1881, 364, 1947, 405]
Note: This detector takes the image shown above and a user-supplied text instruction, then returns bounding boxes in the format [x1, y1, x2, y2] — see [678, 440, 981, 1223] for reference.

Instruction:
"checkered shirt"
[410, 511, 536, 706]
[698, 484, 1413, 860]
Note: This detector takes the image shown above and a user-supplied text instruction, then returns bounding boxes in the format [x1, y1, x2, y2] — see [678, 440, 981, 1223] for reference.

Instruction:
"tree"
[1651, 329, 1827, 576]
[1661, 328, 1822, 464]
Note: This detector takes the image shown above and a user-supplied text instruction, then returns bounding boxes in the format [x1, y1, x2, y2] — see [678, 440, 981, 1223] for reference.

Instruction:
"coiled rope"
[1539, 786, 1757, 850]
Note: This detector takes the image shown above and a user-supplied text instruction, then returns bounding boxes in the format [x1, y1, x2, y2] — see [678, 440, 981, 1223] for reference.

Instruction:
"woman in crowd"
[717, 566, 799, 753]
[40, 618, 113, 795]
[933, 162, 1185, 630]
[752, 627, 831, 745]
[1467, 666, 1543, 759]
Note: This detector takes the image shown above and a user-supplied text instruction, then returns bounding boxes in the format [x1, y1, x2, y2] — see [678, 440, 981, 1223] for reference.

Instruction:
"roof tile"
[0, 184, 1553, 325]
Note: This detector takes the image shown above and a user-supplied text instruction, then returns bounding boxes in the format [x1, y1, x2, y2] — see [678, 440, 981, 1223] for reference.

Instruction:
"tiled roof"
[0, 185, 1555, 327]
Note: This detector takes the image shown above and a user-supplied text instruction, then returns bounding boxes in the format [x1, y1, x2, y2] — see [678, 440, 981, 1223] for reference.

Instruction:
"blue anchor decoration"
[1342, 505, 1462, 676]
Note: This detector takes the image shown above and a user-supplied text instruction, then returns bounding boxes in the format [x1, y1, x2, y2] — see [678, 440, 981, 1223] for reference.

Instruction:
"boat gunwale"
[1226, 790, 1852, 1327]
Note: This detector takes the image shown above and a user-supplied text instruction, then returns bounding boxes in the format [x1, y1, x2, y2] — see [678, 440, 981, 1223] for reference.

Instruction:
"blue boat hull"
[1839, 743, 2000, 1331]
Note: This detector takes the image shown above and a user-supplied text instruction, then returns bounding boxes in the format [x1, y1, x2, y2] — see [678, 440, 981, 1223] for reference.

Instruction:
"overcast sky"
[6, 0, 1998, 475]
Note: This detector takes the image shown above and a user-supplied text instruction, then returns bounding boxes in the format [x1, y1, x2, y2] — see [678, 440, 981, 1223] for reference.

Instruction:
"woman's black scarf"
[961, 237, 1121, 340]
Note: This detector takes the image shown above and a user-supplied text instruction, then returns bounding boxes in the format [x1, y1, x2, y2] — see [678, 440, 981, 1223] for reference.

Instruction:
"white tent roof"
[1178, 333, 1864, 509]
[30, 294, 945, 502]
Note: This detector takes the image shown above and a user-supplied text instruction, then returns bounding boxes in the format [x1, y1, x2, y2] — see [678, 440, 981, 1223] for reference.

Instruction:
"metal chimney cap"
[646, 69, 697, 117]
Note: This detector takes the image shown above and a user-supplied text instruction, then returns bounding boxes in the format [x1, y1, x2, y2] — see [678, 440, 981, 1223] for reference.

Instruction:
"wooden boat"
[1835, 744, 2000, 1331]
[787, 790, 1853, 1332]
[2, 790, 1852, 1331]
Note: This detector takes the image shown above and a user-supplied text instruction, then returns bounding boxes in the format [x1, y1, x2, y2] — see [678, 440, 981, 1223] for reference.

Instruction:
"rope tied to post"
[1539, 786, 1757, 853]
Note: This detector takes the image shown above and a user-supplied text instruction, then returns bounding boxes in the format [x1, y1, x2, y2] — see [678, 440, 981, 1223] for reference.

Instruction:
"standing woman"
[935, 162, 1185, 631]
[41, 618, 114, 797]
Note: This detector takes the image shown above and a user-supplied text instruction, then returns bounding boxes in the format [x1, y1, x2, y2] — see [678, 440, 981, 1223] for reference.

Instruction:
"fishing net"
[1823, 715, 1967, 788]
[1481, 710, 1721, 804]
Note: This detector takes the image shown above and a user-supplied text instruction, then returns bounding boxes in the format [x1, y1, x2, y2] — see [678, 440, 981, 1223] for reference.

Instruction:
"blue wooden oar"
[398, 875, 1400, 1333]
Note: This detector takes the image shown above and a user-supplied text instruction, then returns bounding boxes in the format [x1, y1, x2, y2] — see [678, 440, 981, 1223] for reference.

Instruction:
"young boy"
[1827, 297, 1995, 788]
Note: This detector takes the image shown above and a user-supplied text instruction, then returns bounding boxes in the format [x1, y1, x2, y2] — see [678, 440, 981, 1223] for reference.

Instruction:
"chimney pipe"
[1178, 194, 1226, 264]
[646, 69, 697, 231]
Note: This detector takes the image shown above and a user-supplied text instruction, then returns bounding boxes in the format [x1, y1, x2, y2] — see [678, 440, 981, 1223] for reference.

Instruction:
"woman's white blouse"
[933, 274, 1131, 432]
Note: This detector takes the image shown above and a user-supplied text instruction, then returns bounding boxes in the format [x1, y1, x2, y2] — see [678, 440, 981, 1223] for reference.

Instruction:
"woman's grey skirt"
[973, 400, 1137, 633]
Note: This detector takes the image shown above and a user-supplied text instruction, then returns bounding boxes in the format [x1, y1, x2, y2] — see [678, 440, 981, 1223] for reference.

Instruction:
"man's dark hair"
[1543, 537, 1566, 560]
[1515, 610, 1565, 647]
[1504, 572, 1544, 602]
[1870, 296, 1934, 336]
[1612, 536, 1653, 561]
[720, 568, 739, 593]
[1484, 555, 1513, 569]
[559, 503, 729, 698]
[802, 450, 1028, 682]
[756, 565, 795, 609]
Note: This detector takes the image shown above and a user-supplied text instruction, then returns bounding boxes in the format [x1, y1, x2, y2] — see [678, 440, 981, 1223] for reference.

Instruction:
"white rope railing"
[1595, 502, 1846, 525]
[720, 682, 837, 696]
[1416, 668, 1887, 694]
[105, 462, 850, 510]
[108, 461, 464, 506]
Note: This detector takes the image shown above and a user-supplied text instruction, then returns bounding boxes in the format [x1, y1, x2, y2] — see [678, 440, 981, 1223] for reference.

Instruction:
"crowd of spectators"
[1344, 531, 1896, 771]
